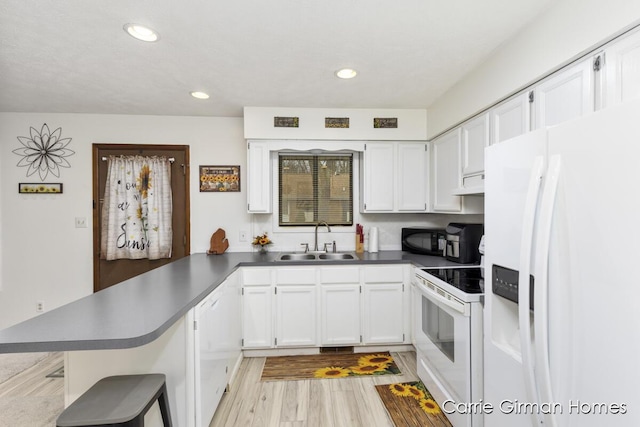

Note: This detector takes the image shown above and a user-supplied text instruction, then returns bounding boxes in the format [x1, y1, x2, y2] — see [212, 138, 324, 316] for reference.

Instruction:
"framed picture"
[199, 165, 241, 192]
[18, 183, 63, 194]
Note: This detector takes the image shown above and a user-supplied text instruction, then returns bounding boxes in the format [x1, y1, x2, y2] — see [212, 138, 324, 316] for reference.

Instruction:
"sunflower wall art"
[199, 165, 240, 192]
[13, 123, 75, 181]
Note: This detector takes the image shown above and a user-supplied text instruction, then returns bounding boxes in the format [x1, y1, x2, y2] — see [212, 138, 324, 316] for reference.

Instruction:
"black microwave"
[401, 227, 447, 256]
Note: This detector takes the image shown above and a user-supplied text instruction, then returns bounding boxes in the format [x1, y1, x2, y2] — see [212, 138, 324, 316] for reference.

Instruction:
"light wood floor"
[0, 352, 64, 426]
[210, 351, 420, 427]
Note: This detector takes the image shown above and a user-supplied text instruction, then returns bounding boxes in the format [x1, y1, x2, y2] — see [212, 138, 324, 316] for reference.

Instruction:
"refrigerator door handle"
[534, 155, 562, 427]
[518, 155, 545, 427]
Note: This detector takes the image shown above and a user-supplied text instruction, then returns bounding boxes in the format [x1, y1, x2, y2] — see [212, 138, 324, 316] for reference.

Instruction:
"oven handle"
[415, 276, 469, 316]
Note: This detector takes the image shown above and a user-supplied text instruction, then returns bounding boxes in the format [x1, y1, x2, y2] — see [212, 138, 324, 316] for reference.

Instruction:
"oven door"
[414, 277, 472, 406]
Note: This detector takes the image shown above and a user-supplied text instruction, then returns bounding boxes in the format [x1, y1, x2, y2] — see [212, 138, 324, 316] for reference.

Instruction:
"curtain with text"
[101, 155, 173, 260]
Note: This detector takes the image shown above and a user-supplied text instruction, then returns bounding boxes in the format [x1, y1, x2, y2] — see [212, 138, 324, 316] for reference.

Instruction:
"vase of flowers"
[252, 232, 273, 254]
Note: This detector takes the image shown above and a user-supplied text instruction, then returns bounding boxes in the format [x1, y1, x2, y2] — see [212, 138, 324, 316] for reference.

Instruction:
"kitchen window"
[278, 153, 353, 226]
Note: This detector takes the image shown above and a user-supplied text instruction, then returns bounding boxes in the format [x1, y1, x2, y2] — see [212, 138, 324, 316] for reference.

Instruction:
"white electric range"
[413, 266, 484, 427]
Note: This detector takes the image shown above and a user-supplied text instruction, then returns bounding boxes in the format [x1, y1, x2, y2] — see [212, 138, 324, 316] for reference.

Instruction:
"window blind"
[278, 153, 353, 226]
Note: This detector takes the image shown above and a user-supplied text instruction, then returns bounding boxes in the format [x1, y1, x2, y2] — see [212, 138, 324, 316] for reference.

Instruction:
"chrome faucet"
[314, 221, 331, 251]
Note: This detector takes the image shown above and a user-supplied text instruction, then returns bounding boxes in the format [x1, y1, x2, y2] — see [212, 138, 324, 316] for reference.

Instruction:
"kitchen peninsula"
[0, 251, 461, 426]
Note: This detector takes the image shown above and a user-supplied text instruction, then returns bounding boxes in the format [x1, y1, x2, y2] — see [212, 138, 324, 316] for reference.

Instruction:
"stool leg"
[158, 384, 173, 427]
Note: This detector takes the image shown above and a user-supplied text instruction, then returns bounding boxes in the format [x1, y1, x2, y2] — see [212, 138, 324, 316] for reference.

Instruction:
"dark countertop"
[0, 251, 463, 353]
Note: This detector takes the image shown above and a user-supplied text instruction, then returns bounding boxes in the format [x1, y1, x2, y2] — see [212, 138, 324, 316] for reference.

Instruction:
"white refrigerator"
[483, 99, 640, 427]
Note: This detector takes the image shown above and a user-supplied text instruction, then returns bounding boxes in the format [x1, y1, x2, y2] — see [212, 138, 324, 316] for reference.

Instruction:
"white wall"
[0, 113, 248, 329]
[427, 0, 640, 138]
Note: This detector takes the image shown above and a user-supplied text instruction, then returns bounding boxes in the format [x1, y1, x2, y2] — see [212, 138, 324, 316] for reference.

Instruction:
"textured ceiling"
[0, 0, 555, 117]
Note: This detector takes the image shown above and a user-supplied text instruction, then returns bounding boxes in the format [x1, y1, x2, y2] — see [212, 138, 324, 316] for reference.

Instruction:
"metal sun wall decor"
[13, 123, 75, 181]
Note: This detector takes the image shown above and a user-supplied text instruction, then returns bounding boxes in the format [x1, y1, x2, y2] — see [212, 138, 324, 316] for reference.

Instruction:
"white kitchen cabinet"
[397, 142, 429, 211]
[361, 142, 429, 213]
[603, 28, 640, 108]
[432, 129, 462, 212]
[361, 142, 395, 211]
[242, 267, 273, 348]
[362, 266, 405, 345]
[457, 113, 489, 194]
[246, 140, 271, 213]
[533, 57, 594, 129]
[490, 91, 531, 144]
[362, 283, 404, 344]
[275, 285, 317, 347]
[274, 267, 317, 347]
[241, 285, 273, 348]
[319, 267, 361, 345]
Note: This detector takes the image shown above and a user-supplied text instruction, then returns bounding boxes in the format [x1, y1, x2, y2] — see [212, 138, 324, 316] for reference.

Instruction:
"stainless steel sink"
[317, 253, 355, 260]
[278, 253, 316, 261]
[276, 252, 357, 261]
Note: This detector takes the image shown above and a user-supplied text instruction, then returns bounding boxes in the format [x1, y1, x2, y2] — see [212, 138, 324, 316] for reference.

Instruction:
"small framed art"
[199, 165, 241, 192]
[18, 183, 63, 194]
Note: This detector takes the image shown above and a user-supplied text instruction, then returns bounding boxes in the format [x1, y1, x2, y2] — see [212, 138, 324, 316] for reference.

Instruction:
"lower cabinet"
[241, 265, 409, 350]
[275, 285, 317, 346]
[320, 266, 361, 345]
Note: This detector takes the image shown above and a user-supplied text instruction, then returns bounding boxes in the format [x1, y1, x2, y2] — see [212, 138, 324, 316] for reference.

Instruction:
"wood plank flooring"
[210, 351, 423, 427]
[0, 352, 64, 426]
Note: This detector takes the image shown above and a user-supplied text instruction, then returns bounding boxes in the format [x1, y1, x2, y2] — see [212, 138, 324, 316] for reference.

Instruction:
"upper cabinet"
[459, 113, 489, 194]
[432, 129, 461, 212]
[603, 28, 640, 108]
[247, 141, 271, 213]
[490, 91, 531, 145]
[360, 141, 429, 213]
[533, 57, 594, 129]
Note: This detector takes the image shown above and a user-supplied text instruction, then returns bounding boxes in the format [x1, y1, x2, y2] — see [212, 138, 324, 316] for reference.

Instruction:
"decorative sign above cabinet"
[325, 117, 350, 128]
[373, 118, 398, 128]
[273, 116, 299, 128]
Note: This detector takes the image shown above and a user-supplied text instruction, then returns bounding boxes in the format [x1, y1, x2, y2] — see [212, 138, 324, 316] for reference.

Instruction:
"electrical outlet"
[239, 230, 248, 242]
[36, 301, 44, 313]
[75, 217, 87, 228]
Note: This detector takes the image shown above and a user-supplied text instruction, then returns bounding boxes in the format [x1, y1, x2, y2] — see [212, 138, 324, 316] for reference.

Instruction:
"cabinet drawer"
[242, 268, 273, 286]
[320, 267, 360, 284]
[363, 265, 403, 283]
[275, 268, 316, 285]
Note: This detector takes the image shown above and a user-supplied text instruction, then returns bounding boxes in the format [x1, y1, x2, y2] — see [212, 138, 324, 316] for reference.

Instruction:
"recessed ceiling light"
[123, 24, 159, 42]
[335, 68, 357, 79]
[190, 91, 210, 100]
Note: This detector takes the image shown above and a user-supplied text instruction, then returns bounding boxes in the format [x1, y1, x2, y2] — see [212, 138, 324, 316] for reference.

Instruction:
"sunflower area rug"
[260, 352, 400, 381]
[376, 381, 453, 427]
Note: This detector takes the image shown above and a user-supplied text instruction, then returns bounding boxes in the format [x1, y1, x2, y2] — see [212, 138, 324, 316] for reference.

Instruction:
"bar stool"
[56, 373, 172, 427]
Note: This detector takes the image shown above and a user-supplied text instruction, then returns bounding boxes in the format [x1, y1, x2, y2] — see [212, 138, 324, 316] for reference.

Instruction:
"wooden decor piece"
[207, 228, 229, 255]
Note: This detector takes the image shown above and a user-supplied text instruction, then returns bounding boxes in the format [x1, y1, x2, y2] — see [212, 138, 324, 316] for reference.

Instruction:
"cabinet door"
[362, 283, 404, 344]
[320, 284, 361, 345]
[361, 142, 394, 212]
[397, 143, 429, 212]
[490, 92, 531, 144]
[432, 129, 462, 212]
[275, 286, 317, 347]
[461, 114, 489, 177]
[534, 58, 594, 129]
[604, 29, 640, 107]
[247, 141, 271, 213]
[241, 286, 273, 348]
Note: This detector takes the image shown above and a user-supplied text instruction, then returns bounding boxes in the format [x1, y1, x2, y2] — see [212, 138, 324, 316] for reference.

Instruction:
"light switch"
[75, 217, 87, 228]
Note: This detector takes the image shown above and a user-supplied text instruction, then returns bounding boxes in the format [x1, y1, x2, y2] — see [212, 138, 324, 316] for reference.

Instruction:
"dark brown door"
[92, 144, 190, 292]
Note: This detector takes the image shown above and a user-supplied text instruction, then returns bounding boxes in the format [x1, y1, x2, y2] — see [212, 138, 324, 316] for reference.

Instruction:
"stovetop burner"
[420, 268, 484, 294]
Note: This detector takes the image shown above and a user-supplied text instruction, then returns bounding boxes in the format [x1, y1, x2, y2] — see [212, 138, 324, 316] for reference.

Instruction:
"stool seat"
[57, 374, 172, 427]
